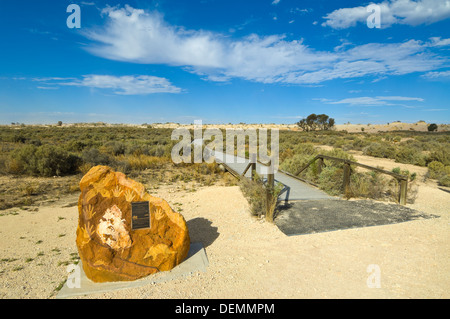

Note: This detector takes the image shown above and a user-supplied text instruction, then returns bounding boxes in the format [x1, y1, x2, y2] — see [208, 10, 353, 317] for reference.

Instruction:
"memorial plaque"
[131, 201, 150, 230]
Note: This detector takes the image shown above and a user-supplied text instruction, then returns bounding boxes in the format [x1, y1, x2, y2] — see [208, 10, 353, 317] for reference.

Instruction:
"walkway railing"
[293, 154, 409, 205]
[216, 151, 410, 219]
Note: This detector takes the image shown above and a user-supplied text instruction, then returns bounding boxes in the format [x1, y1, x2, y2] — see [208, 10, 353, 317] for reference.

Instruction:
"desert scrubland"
[0, 123, 449, 298]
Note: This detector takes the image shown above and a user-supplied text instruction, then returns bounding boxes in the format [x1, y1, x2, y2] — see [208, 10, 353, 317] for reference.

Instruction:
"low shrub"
[362, 143, 396, 159]
[428, 161, 450, 186]
[439, 173, 450, 187]
[35, 145, 80, 177]
[103, 141, 126, 156]
[9, 144, 80, 176]
[428, 148, 450, 166]
[349, 171, 389, 200]
[239, 176, 267, 217]
[81, 148, 113, 166]
[239, 173, 283, 222]
[427, 161, 445, 179]
[394, 147, 427, 166]
[317, 166, 343, 196]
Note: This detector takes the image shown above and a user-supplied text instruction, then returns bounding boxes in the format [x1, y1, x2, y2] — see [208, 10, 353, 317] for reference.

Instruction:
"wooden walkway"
[209, 150, 333, 202]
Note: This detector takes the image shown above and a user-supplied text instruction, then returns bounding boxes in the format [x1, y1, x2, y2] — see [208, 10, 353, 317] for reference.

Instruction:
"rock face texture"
[76, 166, 190, 283]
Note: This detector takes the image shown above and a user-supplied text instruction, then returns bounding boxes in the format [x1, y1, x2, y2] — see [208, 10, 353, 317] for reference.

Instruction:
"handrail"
[216, 150, 409, 205]
[295, 154, 409, 181]
[293, 154, 409, 205]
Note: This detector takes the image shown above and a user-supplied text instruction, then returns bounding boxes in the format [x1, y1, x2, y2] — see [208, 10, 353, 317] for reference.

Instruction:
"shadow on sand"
[187, 217, 219, 248]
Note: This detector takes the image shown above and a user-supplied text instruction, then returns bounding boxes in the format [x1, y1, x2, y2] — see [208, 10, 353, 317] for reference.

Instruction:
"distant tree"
[327, 118, 335, 130]
[297, 119, 309, 131]
[297, 113, 335, 131]
[306, 114, 318, 131]
[317, 114, 329, 130]
[428, 123, 438, 132]
[57, 121, 63, 127]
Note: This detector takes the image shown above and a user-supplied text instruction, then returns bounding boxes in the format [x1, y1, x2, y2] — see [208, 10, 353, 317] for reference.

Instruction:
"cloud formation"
[322, 0, 450, 29]
[317, 96, 425, 106]
[83, 5, 447, 85]
[422, 70, 450, 79]
[34, 75, 182, 95]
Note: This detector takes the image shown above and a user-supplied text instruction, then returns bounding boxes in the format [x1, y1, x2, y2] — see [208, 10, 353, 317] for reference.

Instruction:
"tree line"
[297, 114, 335, 131]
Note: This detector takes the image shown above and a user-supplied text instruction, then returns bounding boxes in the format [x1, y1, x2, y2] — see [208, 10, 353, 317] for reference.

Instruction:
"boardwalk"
[205, 146, 431, 237]
[209, 149, 332, 202]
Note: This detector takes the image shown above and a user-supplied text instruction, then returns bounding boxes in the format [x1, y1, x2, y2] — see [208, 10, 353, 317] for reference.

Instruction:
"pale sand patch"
[0, 175, 448, 299]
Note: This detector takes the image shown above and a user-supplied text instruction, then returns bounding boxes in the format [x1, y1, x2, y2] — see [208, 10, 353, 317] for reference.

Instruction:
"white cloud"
[322, 96, 424, 106]
[429, 37, 450, 47]
[422, 70, 450, 79]
[34, 75, 182, 95]
[323, 0, 450, 29]
[36, 86, 59, 90]
[271, 0, 281, 5]
[290, 8, 311, 14]
[375, 96, 424, 101]
[83, 6, 447, 85]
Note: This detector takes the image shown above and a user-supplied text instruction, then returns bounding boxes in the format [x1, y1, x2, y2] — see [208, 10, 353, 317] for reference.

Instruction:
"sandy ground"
[0, 164, 449, 299]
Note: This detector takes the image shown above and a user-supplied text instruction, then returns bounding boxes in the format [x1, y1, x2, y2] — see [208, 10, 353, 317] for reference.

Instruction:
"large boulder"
[76, 165, 190, 283]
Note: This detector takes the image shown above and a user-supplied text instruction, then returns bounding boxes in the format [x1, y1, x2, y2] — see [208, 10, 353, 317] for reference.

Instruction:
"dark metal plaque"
[131, 201, 150, 230]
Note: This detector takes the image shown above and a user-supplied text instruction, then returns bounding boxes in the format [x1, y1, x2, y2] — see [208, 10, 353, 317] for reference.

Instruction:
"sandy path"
[0, 178, 448, 298]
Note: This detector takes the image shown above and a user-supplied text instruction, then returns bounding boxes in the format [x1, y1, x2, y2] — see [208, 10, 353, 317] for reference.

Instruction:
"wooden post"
[398, 179, 408, 205]
[343, 163, 351, 197]
[266, 160, 275, 222]
[251, 153, 256, 181]
[317, 157, 323, 175]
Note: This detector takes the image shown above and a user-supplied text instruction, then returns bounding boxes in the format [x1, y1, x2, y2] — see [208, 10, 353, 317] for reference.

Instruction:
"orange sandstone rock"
[76, 165, 190, 283]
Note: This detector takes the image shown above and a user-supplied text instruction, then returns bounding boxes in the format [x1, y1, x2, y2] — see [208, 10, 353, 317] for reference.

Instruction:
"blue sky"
[0, 0, 449, 125]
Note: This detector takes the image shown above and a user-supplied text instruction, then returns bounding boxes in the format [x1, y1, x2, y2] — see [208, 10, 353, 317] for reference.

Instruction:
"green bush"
[238, 175, 268, 218]
[103, 141, 126, 156]
[35, 145, 80, 177]
[323, 148, 355, 162]
[394, 147, 427, 166]
[428, 148, 450, 166]
[349, 171, 388, 200]
[427, 161, 450, 186]
[280, 153, 315, 175]
[81, 148, 113, 166]
[428, 161, 445, 179]
[9, 144, 80, 176]
[439, 174, 450, 187]
[279, 143, 318, 175]
[318, 166, 343, 196]
[428, 123, 438, 132]
[363, 143, 396, 159]
[9, 145, 38, 175]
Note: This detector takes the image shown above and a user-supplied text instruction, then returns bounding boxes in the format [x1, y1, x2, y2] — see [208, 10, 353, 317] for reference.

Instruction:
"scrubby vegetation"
[238, 172, 283, 222]
[277, 129, 449, 195]
[0, 124, 448, 211]
[0, 126, 230, 210]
